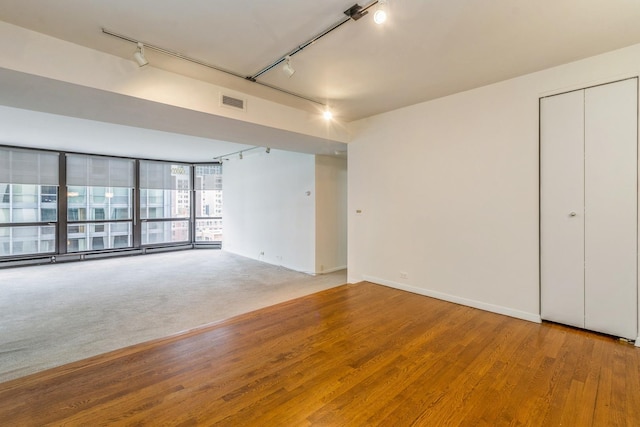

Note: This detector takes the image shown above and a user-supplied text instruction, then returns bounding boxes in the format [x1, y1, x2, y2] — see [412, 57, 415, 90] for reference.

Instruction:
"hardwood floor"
[0, 282, 638, 426]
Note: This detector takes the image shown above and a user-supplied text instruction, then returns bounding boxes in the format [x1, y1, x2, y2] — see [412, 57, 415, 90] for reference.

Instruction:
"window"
[113, 235, 129, 248]
[41, 185, 57, 203]
[194, 164, 223, 243]
[1, 185, 9, 203]
[140, 161, 192, 245]
[94, 208, 105, 220]
[66, 154, 134, 253]
[0, 148, 59, 257]
[0, 146, 224, 262]
[41, 209, 57, 222]
[92, 236, 105, 250]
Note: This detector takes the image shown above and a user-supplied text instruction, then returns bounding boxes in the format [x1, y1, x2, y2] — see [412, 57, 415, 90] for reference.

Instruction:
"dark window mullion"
[133, 160, 141, 248]
[190, 166, 195, 244]
[57, 153, 67, 255]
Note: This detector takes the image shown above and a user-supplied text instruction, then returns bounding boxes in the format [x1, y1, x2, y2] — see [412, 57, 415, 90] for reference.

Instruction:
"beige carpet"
[0, 250, 346, 383]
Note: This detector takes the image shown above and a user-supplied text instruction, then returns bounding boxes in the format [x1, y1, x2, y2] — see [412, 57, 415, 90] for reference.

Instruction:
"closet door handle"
[569, 211, 577, 217]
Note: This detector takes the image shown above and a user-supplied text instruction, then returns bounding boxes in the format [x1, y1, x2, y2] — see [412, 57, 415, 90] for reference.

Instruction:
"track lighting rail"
[213, 145, 271, 161]
[101, 28, 325, 106]
[102, 28, 245, 79]
[101, 1, 381, 112]
[248, 1, 379, 81]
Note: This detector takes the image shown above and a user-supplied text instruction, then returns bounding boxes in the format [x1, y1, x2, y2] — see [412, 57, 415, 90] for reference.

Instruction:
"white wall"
[315, 155, 348, 274]
[348, 43, 640, 328]
[223, 149, 316, 273]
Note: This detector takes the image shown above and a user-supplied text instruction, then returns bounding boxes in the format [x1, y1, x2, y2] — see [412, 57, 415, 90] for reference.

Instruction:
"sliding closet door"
[540, 90, 586, 329]
[584, 79, 637, 339]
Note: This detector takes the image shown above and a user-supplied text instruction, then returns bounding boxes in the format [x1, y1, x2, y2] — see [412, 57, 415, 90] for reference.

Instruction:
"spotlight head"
[282, 56, 295, 77]
[266, 147, 271, 154]
[373, 9, 387, 24]
[239, 152, 243, 160]
[374, 9, 387, 24]
[374, 0, 388, 24]
[133, 42, 148, 67]
[323, 110, 333, 120]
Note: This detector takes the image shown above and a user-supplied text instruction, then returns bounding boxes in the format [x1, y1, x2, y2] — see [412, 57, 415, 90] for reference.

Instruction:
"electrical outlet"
[400, 271, 408, 279]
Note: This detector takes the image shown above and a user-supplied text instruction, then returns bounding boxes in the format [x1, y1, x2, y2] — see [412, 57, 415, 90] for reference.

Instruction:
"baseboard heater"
[143, 244, 193, 254]
[0, 244, 223, 269]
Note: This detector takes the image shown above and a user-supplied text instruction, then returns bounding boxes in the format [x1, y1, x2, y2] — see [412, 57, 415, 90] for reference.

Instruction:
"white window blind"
[0, 147, 59, 185]
[140, 161, 191, 190]
[66, 154, 134, 188]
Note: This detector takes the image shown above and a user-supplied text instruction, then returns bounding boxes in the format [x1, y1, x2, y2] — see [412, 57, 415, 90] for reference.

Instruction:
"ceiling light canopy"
[133, 42, 148, 67]
[344, 3, 368, 21]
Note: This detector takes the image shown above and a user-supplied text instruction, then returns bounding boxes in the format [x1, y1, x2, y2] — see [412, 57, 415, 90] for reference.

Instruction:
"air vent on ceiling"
[220, 94, 246, 112]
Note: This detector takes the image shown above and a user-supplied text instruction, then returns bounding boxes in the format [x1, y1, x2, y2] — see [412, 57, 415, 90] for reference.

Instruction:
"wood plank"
[0, 282, 639, 426]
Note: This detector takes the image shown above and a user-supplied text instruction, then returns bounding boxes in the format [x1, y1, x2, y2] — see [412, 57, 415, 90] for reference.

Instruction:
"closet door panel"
[540, 90, 586, 328]
[584, 78, 638, 339]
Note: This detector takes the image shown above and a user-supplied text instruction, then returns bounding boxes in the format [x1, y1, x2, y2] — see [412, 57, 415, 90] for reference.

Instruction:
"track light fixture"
[282, 56, 295, 78]
[239, 152, 243, 160]
[133, 42, 148, 67]
[374, 0, 388, 24]
[266, 147, 271, 154]
[344, 3, 368, 21]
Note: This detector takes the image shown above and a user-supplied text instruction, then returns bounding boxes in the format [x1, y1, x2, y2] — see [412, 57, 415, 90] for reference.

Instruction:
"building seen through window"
[67, 186, 133, 252]
[195, 164, 223, 242]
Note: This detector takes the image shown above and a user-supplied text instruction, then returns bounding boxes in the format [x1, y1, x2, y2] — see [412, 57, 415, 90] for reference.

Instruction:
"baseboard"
[362, 275, 542, 324]
[317, 265, 347, 275]
[223, 248, 317, 276]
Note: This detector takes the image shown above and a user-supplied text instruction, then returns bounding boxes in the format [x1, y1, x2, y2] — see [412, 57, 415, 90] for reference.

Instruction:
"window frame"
[193, 164, 223, 246]
[0, 148, 60, 259]
[139, 161, 194, 247]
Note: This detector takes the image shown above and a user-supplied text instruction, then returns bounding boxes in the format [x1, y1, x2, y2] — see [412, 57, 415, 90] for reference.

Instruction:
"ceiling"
[3, 0, 640, 122]
[2, 1, 640, 160]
